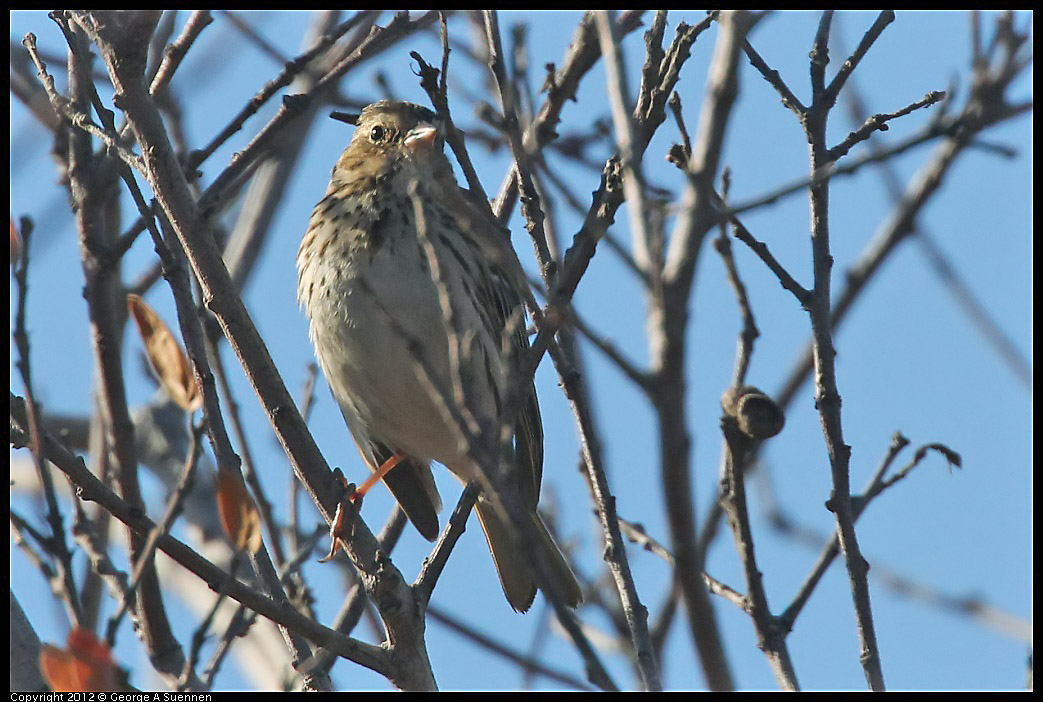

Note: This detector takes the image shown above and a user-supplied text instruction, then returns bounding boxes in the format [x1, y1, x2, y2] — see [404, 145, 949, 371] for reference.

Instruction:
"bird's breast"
[296, 185, 502, 468]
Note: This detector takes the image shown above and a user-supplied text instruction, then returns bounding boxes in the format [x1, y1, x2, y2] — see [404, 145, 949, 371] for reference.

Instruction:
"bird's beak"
[404, 122, 439, 152]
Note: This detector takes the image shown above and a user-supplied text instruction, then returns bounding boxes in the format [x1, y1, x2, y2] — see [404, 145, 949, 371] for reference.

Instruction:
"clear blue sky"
[10, 11, 1031, 691]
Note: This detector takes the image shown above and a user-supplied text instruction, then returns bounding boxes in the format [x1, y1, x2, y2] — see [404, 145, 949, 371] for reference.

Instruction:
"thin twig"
[596, 10, 653, 276]
[414, 483, 481, 605]
[12, 216, 84, 627]
[779, 434, 959, 630]
[824, 11, 896, 106]
[181, 554, 237, 691]
[148, 10, 213, 97]
[719, 417, 800, 690]
[828, 90, 947, 162]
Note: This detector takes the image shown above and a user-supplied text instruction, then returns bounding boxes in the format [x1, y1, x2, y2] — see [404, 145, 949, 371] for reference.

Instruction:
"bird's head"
[332, 100, 447, 179]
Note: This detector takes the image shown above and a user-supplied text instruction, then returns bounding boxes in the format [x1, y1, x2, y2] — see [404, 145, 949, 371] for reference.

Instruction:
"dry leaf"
[216, 466, 263, 553]
[127, 294, 201, 412]
[40, 628, 122, 692]
[11, 217, 22, 264]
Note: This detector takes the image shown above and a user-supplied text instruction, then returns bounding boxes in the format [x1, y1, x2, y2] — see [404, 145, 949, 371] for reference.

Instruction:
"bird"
[296, 99, 582, 612]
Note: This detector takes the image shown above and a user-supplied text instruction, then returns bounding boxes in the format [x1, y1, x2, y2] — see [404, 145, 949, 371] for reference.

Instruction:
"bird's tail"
[475, 497, 583, 613]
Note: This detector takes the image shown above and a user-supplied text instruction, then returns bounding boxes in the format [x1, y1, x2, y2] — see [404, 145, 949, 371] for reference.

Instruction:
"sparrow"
[296, 100, 582, 611]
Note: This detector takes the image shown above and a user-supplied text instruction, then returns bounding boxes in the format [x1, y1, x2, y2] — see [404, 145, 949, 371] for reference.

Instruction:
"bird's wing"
[434, 180, 545, 508]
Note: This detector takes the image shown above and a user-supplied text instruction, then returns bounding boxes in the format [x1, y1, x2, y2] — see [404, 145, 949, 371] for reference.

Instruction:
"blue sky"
[10, 11, 1031, 691]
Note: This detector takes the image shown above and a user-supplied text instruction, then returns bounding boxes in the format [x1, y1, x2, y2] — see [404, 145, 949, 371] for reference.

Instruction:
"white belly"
[298, 219, 499, 471]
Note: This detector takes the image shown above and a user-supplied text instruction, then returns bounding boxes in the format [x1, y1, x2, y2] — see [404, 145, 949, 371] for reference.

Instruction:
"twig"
[596, 10, 653, 277]
[190, 10, 385, 179]
[535, 159, 648, 284]
[774, 105, 1032, 411]
[713, 170, 798, 688]
[70, 509, 135, 625]
[565, 307, 652, 392]
[220, 11, 288, 64]
[203, 319, 287, 567]
[703, 574, 750, 613]
[148, 10, 213, 97]
[289, 363, 319, 555]
[22, 33, 145, 170]
[824, 11, 896, 106]
[145, 165, 326, 687]
[727, 213, 811, 305]
[831, 24, 1031, 390]
[828, 90, 947, 162]
[617, 517, 673, 565]
[312, 508, 408, 677]
[181, 554, 237, 691]
[485, 13, 663, 690]
[414, 483, 481, 605]
[12, 216, 84, 627]
[223, 11, 372, 293]
[407, 179, 483, 441]
[719, 416, 799, 690]
[723, 98, 1032, 218]
[484, 10, 558, 282]
[9, 510, 77, 621]
[809, 11, 834, 100]
[411, 21, 488, 201]
[712, 174, 760, 388]
[779, 434, 960, 630]
[493, 10, 647, 219]
[739, 32, 806, 117]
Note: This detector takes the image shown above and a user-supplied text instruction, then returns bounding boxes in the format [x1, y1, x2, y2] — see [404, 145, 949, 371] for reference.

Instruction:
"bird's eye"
[369, 125, 386, 143]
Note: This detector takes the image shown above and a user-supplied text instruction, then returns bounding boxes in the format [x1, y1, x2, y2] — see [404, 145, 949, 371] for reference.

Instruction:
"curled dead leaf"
[216, 466, 263, 553]
[915, 442, 963, 471]
[127, 294, 201, 412]
[721, 385, 785, 440]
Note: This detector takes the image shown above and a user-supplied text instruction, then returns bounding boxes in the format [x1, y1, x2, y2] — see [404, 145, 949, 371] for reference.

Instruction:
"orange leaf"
[216, 466, 263, 553]
[40, 644, 83, 693]
[40, 628, 122, 692]
[127, 294, 201, 412]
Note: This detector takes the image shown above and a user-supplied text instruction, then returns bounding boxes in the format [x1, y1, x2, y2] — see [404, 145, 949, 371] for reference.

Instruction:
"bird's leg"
[320, 468, 360, 562]
[351, 451, 406, 501]
[320, 454, 407, 562]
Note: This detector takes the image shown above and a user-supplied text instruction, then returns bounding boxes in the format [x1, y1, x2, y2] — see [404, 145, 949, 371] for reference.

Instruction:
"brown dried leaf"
[127, 294, 201, 412]
[216, 466, 263, 553]
[40, 628, 122, 692]
[11, 217, 22, 264]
